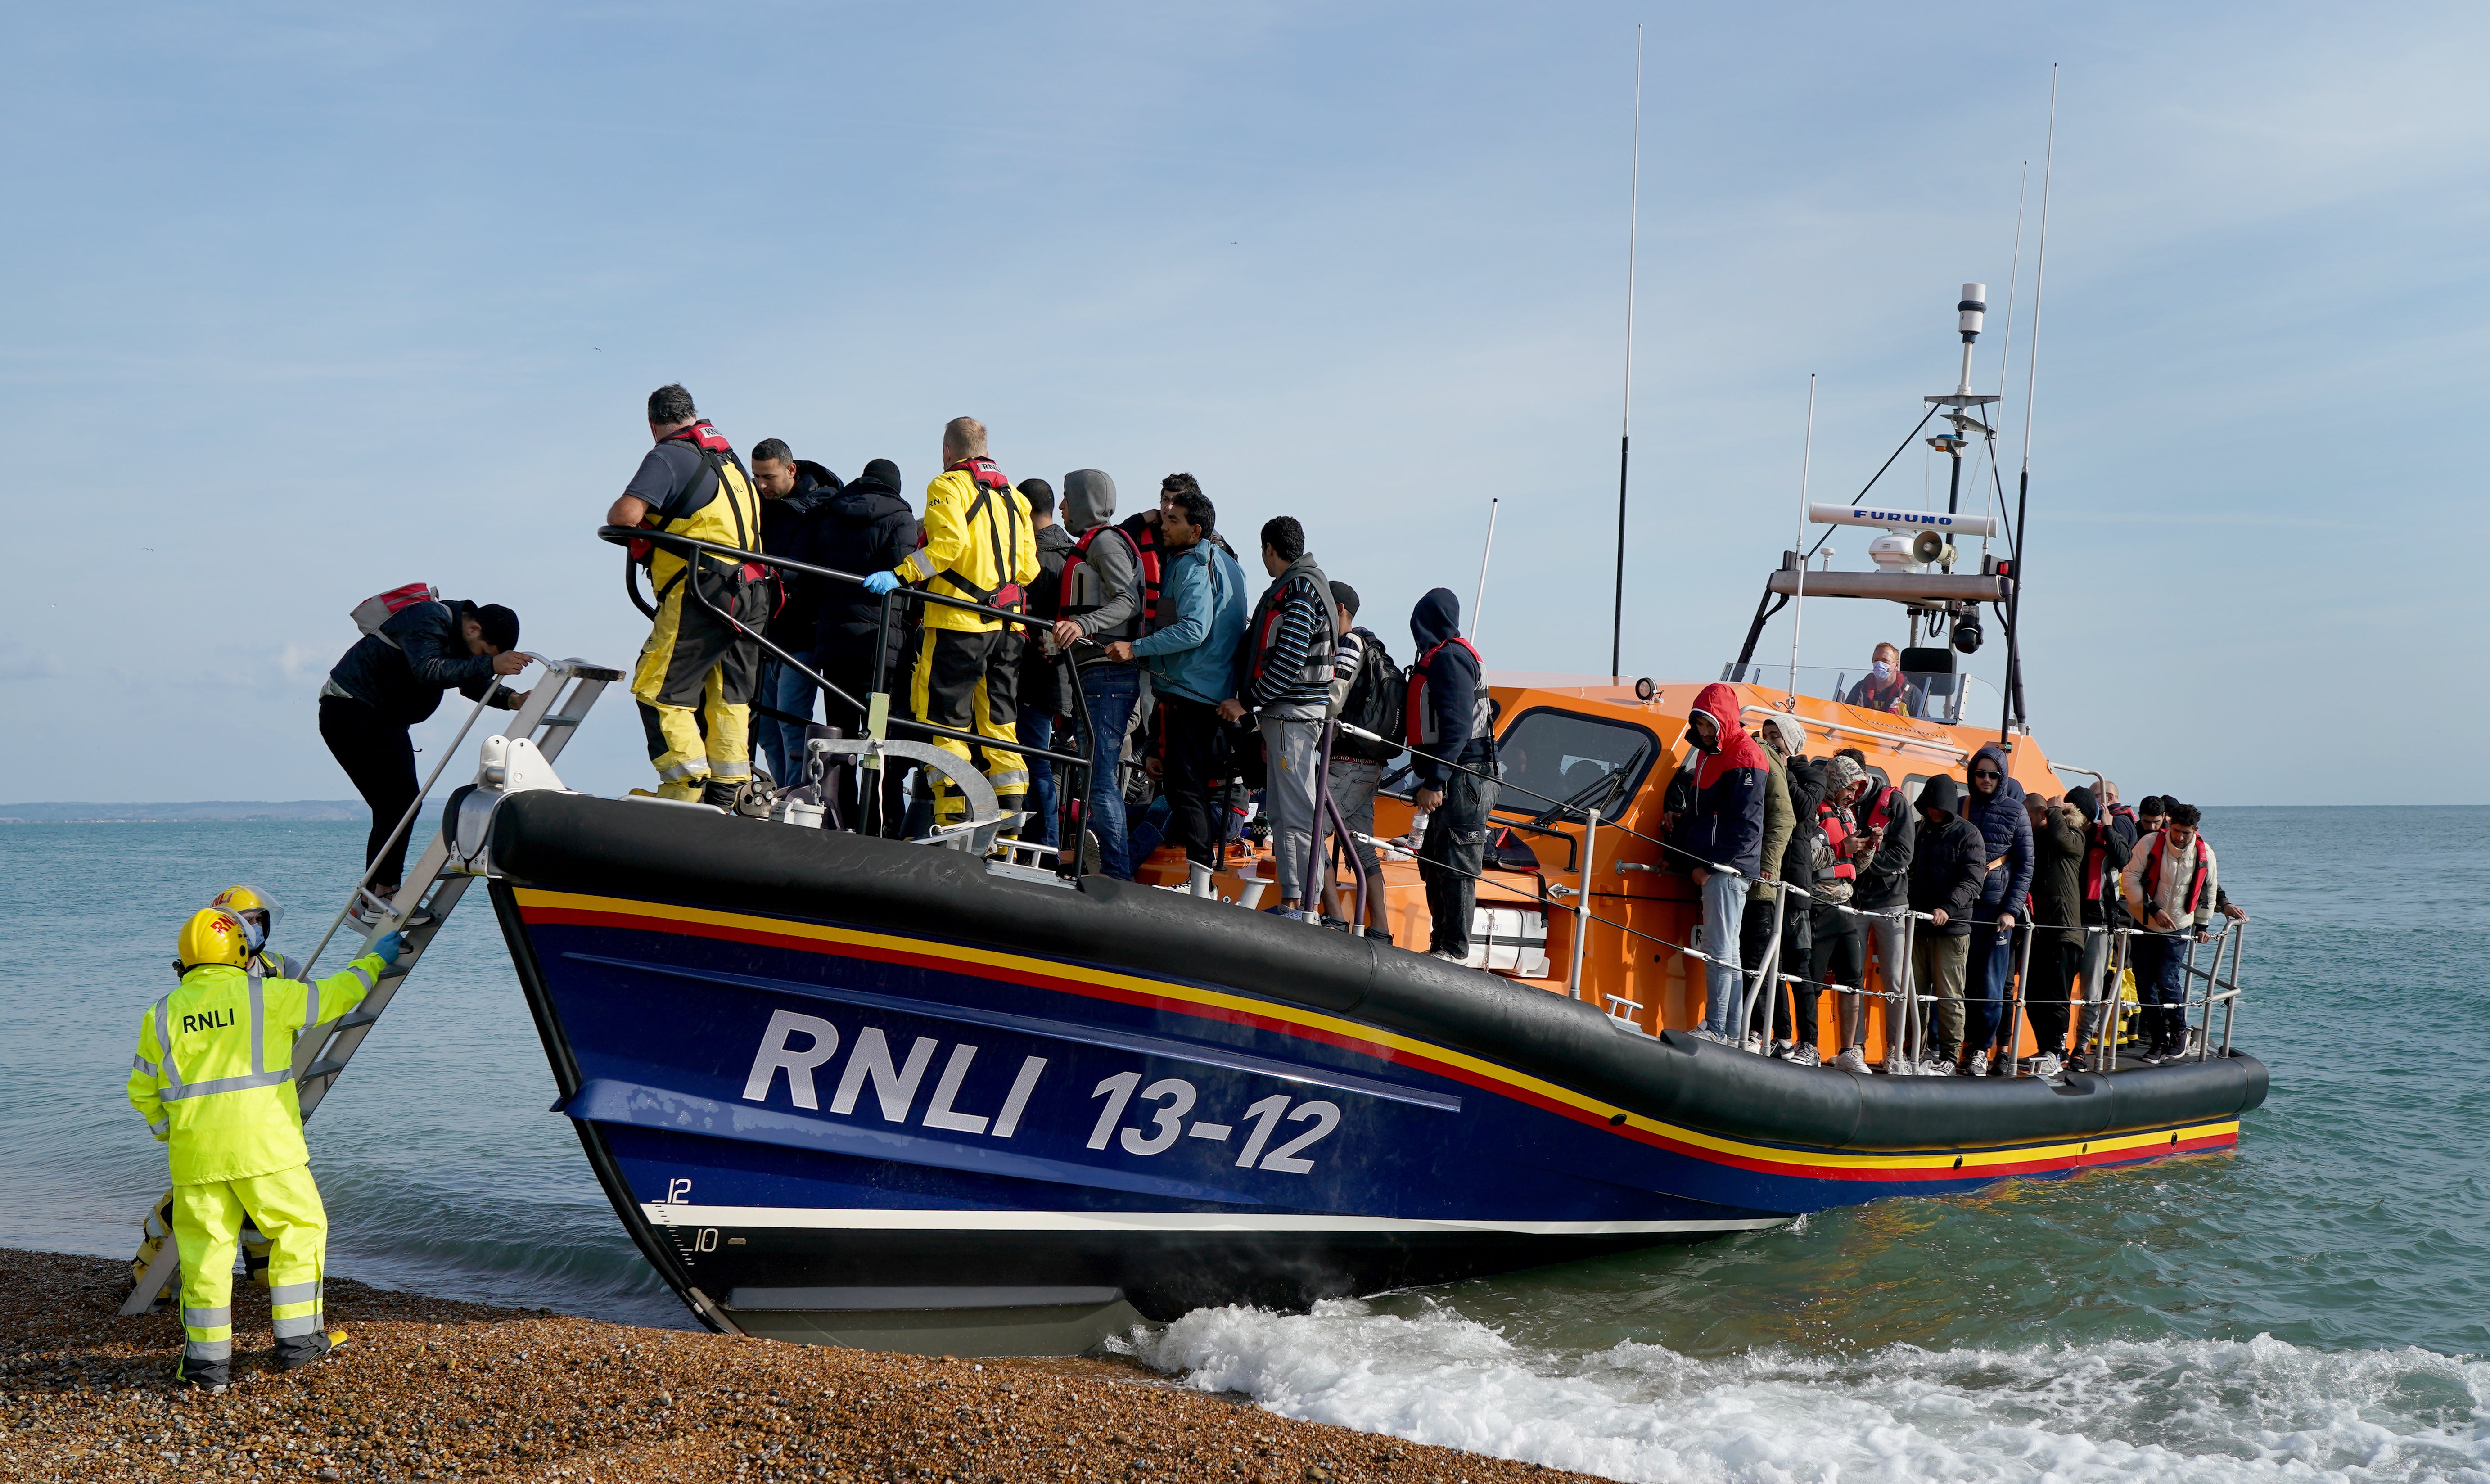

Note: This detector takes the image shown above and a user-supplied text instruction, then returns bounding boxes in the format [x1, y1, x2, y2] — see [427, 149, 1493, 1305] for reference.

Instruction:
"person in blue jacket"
[1960, 741, 2035, 1075]
[1105, 477, 1245, 888]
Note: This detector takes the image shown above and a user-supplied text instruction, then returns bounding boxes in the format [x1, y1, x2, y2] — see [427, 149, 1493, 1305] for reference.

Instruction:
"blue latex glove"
[862, 570, 902, 595]
[371, 930, 405, 965]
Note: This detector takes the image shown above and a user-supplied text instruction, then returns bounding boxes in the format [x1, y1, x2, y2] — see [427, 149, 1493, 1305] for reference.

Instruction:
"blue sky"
[4, 3, 2481, 804]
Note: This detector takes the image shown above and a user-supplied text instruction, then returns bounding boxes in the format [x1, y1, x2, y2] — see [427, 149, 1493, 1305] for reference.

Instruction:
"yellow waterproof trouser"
[632, 566, 762, 798]
[907, 626, 1026, 826]
[172, 1164, 328, 1378]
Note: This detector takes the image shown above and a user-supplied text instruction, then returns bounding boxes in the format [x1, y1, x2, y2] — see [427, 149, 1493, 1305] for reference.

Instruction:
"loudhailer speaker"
[1911, 529, 1947, 565]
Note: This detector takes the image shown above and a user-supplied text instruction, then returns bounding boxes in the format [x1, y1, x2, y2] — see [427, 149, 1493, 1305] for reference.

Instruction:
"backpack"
[1336, 628, 1405, 762]
[351, 583, 439, 646]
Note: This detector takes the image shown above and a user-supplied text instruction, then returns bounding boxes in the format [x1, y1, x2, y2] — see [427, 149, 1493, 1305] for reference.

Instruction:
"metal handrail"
[600, 525, 1099, 858]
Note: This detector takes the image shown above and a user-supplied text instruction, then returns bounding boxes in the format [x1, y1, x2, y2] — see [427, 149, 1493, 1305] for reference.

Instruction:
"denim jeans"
[1018, 710, 1056, 846]
[1699, 869, 1748, 1036]
[1077, 666, 1141, 877]
[1965, 919, 2014, 1054]
[756, 658, 817, 790]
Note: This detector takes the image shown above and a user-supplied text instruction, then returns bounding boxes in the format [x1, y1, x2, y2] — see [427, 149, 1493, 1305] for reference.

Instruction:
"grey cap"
[1757, 713, 1805, 757]
[1827, 755, 1865, 792]
[1063, 469, 1117, 533]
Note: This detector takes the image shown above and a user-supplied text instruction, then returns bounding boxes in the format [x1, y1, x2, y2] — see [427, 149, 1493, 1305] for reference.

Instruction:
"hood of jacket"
[1411, 587, 1462, 652]
[786, 461, 842, 513]
[1064, 469, 1116, 532]
[1967, 743, 2024, 807]
[1918, 773, 1964, 819]
[1688, 681, 1743, 754]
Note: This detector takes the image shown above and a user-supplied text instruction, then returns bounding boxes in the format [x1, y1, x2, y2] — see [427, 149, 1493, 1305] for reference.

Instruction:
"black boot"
[275, 1329, 341, 1372]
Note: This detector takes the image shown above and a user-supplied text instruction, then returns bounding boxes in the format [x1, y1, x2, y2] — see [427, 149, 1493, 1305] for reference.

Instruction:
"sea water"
[7, 807, 2485, 1481]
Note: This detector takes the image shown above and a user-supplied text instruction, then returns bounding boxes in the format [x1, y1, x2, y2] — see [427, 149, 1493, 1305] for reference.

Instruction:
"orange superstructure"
[1137, 670, 2068, 1064]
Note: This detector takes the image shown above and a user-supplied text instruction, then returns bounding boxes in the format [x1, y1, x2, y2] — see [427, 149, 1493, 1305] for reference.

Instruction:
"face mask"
[240, 915, 266, 952]
[1871, 661, 1894, 680]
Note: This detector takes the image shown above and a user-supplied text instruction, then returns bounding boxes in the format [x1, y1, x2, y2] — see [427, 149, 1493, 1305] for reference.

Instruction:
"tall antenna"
[1980, 160, 2029, 560]
[2000, 64, 2057, 744]
[1609, 23, 1643, 683]
[1784, 373, 1817, 699]
[1471, 497, 1500, 644]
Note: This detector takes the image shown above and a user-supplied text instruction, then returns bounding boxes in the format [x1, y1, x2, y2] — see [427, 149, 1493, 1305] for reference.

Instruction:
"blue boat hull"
[482, 792, 2265, 1341]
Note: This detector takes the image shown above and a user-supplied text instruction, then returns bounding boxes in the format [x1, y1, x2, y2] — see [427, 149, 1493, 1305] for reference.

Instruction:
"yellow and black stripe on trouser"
[172, 1165, 331, 1381]
[909, 626, 1026, 828]
[633, 561, 767, 800]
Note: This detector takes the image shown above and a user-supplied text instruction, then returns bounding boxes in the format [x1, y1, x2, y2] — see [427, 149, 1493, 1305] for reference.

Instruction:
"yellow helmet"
[176, 908, 252, 971]
[207, 884, 284, 950]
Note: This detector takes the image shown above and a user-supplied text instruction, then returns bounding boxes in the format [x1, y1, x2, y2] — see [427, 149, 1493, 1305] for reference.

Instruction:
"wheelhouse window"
[1491, 708, 1660, 822]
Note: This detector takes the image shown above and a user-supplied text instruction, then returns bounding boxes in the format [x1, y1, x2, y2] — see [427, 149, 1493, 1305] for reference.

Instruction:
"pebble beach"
[1, 1249, 1601, 1484]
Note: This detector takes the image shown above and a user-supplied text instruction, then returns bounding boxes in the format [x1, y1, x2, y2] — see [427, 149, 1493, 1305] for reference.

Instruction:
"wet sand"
[2, 1249, 1600, 1484]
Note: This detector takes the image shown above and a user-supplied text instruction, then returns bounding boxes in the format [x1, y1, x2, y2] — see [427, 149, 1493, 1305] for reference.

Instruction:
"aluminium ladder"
[120, 659, 622, 1315]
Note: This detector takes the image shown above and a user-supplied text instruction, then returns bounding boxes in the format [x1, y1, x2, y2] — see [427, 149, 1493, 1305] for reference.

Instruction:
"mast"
[2000, 65, 2057, 746]
[1784, 374, 1816, 699]
[1471, 497, 1500, 643]
[1609, 23, 1643, 683]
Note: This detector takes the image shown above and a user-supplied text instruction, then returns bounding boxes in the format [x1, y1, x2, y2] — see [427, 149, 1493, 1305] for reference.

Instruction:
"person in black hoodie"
[1015, 478, 1078, 847]
[1408, 589, 1494, 961]
[750, 439, 843, 791]
[1906, 774, 1989, 1074]
[320, 598, 531, 920]
[793, 458, 918, 832]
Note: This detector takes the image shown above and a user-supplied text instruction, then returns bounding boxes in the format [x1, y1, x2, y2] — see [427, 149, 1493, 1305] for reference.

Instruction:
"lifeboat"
[471, 300, 2264, 1356]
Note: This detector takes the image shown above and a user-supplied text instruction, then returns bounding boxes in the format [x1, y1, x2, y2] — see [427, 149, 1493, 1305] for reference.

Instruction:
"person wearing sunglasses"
[1958, 744, 2033, 1076]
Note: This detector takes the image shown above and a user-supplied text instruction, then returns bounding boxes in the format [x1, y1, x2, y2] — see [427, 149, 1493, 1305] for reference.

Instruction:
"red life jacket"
[630, 422, 743, 564]
[1406, 637, 1486, 746]
[1060, 521, 1162, 639]
[1241, 570, 1336, 700]
[925, 457, 1026, 613]
[1815, 801, 1855, 882]
[2083, 827, 2118, 903]
[2138, 831, 2212, 915]
[1862, 783, 1903, 836]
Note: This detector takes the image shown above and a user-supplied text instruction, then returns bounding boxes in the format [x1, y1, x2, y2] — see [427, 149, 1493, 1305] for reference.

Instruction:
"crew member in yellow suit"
[128, 907, 399, 1390]
[862, 416, 1038, 831]
[610, 383, 769, 807]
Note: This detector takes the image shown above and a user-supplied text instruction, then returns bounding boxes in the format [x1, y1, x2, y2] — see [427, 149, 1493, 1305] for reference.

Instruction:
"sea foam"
[1128, 1301, 2490, 1483]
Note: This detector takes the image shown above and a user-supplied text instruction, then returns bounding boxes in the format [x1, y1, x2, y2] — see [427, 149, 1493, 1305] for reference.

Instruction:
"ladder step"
[335, 1009, 381, 1029]
[378, 964, 412, 981]
[538, 713, 592, 727]
[302, 1059, 347, 1081]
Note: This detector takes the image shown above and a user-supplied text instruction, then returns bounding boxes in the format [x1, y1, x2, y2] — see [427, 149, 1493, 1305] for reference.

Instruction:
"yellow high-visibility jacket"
[895, 461, 1038, 634]
[127, 955, 387, 1185]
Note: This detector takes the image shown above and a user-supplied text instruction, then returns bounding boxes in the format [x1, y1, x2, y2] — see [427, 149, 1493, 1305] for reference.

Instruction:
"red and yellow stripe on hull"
[512, 888, 2239, 1189]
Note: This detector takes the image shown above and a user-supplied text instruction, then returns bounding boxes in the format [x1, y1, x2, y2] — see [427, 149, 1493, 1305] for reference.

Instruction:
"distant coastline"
[0, 801, 440, 824]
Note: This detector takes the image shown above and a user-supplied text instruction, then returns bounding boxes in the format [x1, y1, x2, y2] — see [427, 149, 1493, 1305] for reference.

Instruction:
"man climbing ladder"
[610, 383, 770, 807]
[128, 907, 401, 1390]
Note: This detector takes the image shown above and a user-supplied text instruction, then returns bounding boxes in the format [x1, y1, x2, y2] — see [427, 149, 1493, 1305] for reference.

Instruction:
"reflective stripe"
[658, 756, 707, 782]
[158, 1068, 295, 1101]
[183, 1305, 231, 1330]
[148, 1119, 169, 1137]
[269, 1280, 320, 1306]
[183, 1339, 233, 1361]
[153, 994, 183, 1090]
[350, 963, 377, 993]
[271, 1313, 324, 1339]
[903, 550, 940, 582]
[248, 970, 266, 1075]
[987, 770, 1030, 791]
[132, 1054, 159, 1075]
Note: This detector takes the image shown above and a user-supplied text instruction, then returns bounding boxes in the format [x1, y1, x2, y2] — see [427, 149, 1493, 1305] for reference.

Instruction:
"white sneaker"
[1787, 1044, 1822, 1068]
[1744, 1033, 1768, 1055]
[1771, 1039, 1795, 1060]
[1968, 1049, 1990, 1078]
[1427, 949, 1468, 964]
[1832, 1047, 1870, 1075]
[2032, 1052, 2064, 1081]
[1921, 1058, 1956, 1077]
